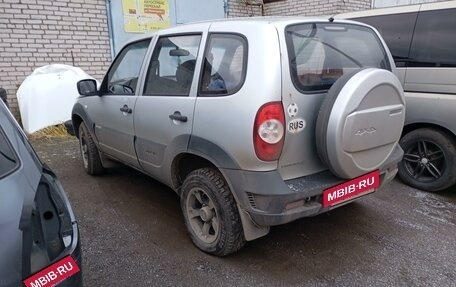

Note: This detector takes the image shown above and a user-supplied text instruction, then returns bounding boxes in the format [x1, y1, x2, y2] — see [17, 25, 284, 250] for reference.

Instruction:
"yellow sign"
[122, 0, 170, 33]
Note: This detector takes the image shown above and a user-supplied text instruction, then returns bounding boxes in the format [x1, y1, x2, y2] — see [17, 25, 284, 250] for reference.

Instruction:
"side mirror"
[77, 79, 98, 96]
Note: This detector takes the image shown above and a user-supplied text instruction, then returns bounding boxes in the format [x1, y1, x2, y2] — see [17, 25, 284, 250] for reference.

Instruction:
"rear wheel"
[78, 122, 104, 175]
[398, 128, 456, 191]
[181, 168, 245, 256]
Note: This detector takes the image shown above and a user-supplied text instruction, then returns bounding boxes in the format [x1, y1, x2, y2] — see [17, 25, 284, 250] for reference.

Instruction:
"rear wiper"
[289, 30, 363, 68]
[318, 40, 363, 68]
[288, 24, 317, 63]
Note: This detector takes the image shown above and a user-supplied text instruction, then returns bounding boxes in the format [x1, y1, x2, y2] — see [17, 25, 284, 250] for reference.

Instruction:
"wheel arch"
[171, 152, 219, 193]
[71, 114, 83, 138]
[71, 102, 95, 139]
[171, 135, 240, 189]
[402, 122, 456, 139]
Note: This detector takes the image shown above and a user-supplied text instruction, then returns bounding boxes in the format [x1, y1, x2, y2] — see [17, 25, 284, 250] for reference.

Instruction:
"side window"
[143, 34, 202, 96]
[0, 128, 19, 178]
[355, 12, 418, 66]
[199, 34, 247, 96]
[409, 9, 456, 67]
[106, 39, 151, 95]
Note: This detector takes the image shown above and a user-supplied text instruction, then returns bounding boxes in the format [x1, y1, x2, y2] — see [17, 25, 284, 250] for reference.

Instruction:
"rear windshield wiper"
[289, 30, 363, 68]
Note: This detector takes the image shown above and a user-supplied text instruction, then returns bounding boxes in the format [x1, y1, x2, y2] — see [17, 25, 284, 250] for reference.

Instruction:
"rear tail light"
[253, 102, 285, 161]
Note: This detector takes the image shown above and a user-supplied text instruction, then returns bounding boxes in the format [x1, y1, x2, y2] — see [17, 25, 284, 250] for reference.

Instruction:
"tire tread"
[181, 167, 245, 256]
[79, 122, 104, 175]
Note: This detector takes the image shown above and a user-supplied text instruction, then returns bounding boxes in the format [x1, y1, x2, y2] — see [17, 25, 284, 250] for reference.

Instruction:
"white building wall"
[373, 0, 445, 8]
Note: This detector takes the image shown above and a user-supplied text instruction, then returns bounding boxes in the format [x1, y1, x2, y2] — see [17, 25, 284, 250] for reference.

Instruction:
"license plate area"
[323, 170, 380, 207]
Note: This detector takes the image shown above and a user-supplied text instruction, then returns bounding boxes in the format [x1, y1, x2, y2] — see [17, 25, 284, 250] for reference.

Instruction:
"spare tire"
[316, 68, 405, 179]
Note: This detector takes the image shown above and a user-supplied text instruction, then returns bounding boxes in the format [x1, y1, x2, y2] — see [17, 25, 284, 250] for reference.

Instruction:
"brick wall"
[228, 0, 371, 17]
[227, 0, 263, 17]
[0, 0, 112, 118]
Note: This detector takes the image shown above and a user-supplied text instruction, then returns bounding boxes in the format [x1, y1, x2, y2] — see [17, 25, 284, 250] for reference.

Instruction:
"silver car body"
[72, 18, 404, 240]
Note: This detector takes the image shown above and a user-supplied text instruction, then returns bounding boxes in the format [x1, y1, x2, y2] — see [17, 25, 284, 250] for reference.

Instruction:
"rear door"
[134, 25, 207, 184]
[88, 39, 151, 167]
[277, 22, 394, 180]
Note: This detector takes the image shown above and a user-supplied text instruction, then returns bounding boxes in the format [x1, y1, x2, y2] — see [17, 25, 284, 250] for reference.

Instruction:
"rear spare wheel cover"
[316, 68, 405, 179]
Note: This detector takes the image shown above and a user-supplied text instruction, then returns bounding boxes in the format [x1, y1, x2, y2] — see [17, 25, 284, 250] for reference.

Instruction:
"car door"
[134, 27, 207, 184]
[88, 39, 152, 167]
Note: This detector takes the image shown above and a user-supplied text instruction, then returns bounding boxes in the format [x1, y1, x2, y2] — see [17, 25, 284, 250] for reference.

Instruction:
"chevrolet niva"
[71, 18, 405, 256]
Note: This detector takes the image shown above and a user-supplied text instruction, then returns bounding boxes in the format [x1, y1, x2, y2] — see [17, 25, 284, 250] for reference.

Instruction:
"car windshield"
[285, 22, 390, 92]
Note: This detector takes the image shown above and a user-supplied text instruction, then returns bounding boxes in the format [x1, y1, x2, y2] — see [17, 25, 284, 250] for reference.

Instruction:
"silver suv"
[72, 18, 405, 255]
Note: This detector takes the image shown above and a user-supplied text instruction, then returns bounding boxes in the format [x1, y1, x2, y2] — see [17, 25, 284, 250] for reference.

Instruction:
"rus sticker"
[288, 118, 305, 133]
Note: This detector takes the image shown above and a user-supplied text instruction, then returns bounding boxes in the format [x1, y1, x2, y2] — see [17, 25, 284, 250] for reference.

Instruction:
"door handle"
[120, 105, 132, 114]
[169, 111, 187, 122]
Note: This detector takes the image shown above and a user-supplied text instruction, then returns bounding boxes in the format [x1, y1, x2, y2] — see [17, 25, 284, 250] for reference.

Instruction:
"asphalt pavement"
[32, 137, 456, 287]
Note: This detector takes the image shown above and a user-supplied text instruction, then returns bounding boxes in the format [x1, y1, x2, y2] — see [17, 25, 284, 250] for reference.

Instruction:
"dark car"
[0, 101, 82, 286]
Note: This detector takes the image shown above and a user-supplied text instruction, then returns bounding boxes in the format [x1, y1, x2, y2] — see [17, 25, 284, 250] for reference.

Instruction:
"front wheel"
[181, 168, 245, 256]
[78, 122, 104, 175]
[398, 128, 456, 191]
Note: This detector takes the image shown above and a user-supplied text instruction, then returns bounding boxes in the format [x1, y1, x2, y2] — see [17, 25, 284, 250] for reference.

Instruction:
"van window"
[354, 13, 418, 66]
[199, 34, 247, 96]
[0, 128, 19, 179]
[409, 8, 456, 67]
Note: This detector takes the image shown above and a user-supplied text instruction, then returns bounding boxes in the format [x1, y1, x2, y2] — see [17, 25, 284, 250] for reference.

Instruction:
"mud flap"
[238, 205, 270, 241]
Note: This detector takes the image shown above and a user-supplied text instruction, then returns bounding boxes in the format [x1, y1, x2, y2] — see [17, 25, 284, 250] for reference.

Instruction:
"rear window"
[0, 127, 19, 178]
[285, 23, 391, 93]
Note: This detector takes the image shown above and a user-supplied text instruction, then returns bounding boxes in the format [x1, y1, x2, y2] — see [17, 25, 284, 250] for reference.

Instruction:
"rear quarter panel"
[191, 22, 282, 171]
[404, 91, 456, 136]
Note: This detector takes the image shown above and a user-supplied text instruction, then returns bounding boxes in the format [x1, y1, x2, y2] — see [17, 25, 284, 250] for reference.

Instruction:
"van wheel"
[181, 168, 245, 256]
[78, 122, 104, 175]
[398, 128, 456, 191]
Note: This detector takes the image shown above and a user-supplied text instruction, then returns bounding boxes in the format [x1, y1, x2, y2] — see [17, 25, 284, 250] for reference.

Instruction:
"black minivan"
[0, 102, 82, 286]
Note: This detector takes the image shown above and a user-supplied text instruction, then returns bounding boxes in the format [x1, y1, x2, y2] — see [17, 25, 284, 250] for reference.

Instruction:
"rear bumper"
[50, 169, 83, 287]
[223, 144, 403, 227]
[57, 223, 82, 287]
